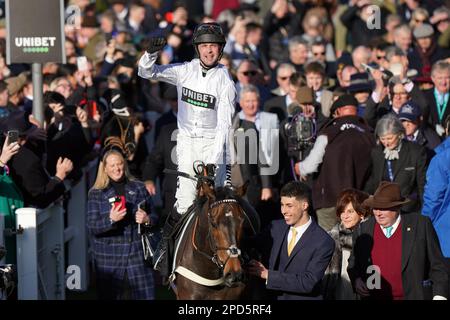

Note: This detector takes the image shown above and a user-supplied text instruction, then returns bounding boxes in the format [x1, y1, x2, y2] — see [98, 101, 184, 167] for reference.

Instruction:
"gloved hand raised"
[147, 37, 167, 54]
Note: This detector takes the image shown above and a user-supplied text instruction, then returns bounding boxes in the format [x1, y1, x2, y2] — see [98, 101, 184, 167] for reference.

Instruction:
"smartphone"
[65, 104, 77, 117]
[77, 56, 88, 72]
[7, 130, 19, 145]
[113, 195, 126, 210]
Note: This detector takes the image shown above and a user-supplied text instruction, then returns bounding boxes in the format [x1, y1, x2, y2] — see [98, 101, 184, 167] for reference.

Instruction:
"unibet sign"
[15, 37, 57, 53]
[6, 0, 65, 64]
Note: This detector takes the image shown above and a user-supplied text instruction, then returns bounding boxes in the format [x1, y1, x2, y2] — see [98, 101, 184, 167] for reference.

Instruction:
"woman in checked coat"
[87, 147, 158, 299]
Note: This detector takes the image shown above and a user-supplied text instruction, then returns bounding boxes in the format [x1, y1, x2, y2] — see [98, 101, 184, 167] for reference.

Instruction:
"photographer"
[0, 134, 21, 265]
[294, 95, 375, 231]
[279, 86, 318, 186]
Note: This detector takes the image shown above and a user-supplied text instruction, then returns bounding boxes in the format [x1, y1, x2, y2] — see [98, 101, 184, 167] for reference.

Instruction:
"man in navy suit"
[248, 181, 335, 300]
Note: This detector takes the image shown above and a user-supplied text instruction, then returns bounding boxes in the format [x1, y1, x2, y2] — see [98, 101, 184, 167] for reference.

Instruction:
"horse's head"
[201, 181, 248, 288]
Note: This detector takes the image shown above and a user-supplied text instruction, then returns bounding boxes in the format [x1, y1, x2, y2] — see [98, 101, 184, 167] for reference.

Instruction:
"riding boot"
[153, 208, 182, 277]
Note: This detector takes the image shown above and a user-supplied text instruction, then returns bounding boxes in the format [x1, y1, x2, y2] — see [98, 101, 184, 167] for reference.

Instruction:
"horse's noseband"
[202, 198, 245, 270]
[227, 245, 241, 258]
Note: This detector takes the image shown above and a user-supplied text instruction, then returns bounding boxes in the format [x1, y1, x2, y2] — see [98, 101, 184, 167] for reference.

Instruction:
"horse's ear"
[200, 181, 215, 200]
[234, 180, 249, 198]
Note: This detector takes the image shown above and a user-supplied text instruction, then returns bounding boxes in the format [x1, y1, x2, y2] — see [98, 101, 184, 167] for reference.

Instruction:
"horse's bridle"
[192, 198, 243, 272]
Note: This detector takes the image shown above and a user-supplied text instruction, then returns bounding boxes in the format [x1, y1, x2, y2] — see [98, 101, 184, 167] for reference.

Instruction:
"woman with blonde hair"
[87, 147, 158, 299]
[409, 8, 430, 30]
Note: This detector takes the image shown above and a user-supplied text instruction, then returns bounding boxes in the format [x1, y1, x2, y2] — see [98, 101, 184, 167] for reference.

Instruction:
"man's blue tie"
[385, 226, 393, 238]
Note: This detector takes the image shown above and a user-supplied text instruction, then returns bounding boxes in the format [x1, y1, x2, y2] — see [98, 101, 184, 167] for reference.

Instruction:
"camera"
[0, 247, 16, 297]
[284, 112, 316, 159]
[0, 264, 16, 291]
[361, 63, 393, 81]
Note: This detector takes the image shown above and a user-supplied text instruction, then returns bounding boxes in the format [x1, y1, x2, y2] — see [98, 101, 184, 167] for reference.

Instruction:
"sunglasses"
[242, 70, 257, 76]
[313, 51, 326, 56]
[278, 76, 290, 80]
[377, 55, 386, 60]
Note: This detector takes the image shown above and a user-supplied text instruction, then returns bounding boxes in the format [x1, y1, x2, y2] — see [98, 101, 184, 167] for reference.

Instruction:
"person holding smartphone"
[0, 134, 20, 174]
[0, 133, 22, 265]
[3, 110, 73, 209]
[87, 146, 157, 300]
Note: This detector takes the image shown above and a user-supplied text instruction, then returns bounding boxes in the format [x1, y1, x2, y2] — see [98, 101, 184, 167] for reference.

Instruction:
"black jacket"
[154, 110, 177, 142]
[364, 141, 427, 212]
[264, 95, 288, 122]
[423, 88, 450, 132]
[9, 141, 66, 209]
[364, 86, 428, 129]
[142, 122, 177, 212]
[348, 214, 448, 300]
[340, 6, 386, 47]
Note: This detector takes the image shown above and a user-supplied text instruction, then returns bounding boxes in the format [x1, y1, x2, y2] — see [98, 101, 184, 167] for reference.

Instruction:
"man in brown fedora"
[348, 181, 448, 300]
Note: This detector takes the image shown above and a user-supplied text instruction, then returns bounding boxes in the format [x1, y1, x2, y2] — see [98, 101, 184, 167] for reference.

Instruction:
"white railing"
[15, 159, 98, 300]
[15, 205, 65, 300]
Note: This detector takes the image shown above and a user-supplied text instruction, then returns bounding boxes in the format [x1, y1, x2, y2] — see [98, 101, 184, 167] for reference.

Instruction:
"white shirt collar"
[128, 18, 140, 31]
[288, 216, 312, 244]
[117, 8, 128, 21]
[285, 94, 293, 109]
[380, 214, 401, 237]
[315, 89, 322, 102]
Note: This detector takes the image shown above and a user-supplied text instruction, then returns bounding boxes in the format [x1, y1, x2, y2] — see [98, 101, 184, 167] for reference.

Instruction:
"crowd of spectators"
[0, 0, 449, 300]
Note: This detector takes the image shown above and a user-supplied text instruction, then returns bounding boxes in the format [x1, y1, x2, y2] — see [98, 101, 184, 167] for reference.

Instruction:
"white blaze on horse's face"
[210, 201, 244, 282]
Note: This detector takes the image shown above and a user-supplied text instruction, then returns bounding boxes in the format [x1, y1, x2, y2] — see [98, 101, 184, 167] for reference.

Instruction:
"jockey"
[138, 22, 236, 276]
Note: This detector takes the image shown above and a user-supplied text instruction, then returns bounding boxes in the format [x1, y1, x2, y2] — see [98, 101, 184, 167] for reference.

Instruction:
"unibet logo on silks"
[181, 87, 216, 110]
[15, 37, 57, 53]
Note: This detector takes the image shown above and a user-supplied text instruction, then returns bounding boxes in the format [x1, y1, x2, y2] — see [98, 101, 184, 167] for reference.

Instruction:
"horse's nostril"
[224, 271, 244, 284]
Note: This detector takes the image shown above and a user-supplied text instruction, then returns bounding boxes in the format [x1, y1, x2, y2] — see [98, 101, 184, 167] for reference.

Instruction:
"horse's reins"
[191, 199, 243, 271]
[165, 163, 252, 287]
[163, 168, 214, 183]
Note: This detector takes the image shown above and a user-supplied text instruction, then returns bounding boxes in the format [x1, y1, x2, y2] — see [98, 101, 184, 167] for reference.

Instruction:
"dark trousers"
[446, 258, 450, 298]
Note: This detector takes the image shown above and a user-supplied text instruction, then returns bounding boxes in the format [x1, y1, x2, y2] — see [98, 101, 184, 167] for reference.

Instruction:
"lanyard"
[434, 90, 449, 122]
[386, 160, 394, 182]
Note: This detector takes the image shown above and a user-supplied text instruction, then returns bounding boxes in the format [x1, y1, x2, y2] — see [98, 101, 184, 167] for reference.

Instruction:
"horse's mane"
[213, 186, 239, 202]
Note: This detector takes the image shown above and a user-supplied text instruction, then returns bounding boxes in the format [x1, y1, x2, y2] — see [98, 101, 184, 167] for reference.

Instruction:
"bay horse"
[170, 180, 258, 300]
